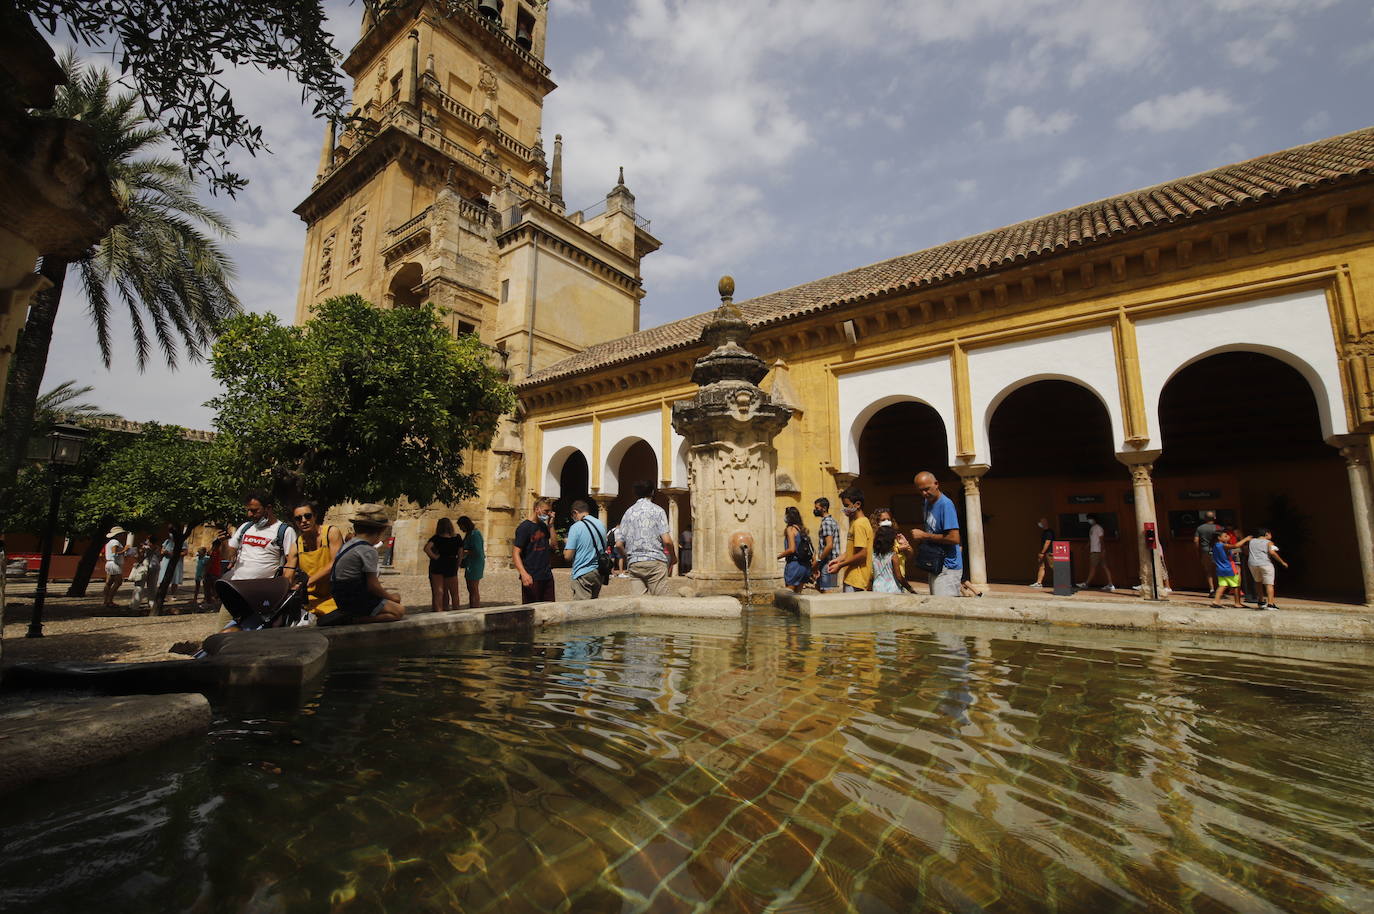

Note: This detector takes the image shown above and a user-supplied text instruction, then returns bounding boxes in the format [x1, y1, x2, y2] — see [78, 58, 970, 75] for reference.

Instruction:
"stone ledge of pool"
[3, 629, 330, 695]
[0, 693, 212, 795]
[776, 592, 1374, 642]
[316, 595, 745, 648]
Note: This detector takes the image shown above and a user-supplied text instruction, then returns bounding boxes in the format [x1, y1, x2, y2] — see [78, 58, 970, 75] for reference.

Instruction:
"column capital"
[660, 486, 688, 496]
[951, 463, 990, 479]
[1342, 445, 1369, 468]
[828, 470, 859, 491]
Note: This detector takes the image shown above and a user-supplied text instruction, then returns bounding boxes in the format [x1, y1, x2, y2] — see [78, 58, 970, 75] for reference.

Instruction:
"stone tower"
[292, 0, 662, 571]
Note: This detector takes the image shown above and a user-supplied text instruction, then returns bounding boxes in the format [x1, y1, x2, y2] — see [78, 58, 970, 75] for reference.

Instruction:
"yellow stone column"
[1118, 451, 1166, 599]
[953, 464, 990, 586]
[1338, 443, 1374, 605]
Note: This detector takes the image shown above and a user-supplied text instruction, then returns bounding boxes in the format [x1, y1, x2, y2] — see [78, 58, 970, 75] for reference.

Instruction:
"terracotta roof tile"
[523, 127, 1374, 388]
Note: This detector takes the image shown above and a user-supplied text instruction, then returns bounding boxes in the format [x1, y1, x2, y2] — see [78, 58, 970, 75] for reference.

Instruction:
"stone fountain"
[672, 276, 794, 600]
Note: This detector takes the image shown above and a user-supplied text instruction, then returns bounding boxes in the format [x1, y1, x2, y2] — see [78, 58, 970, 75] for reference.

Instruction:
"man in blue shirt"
[562, 499, 608, 600]
[909, 470, 964, 596]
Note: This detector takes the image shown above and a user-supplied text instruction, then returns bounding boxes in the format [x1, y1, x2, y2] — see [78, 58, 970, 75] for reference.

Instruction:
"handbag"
[582, 518, 612, 585]
[913, 541, 945, 574]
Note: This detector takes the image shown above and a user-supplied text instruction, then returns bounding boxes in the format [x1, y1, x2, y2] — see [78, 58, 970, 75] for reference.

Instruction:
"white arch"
[544, 445, 589, 498]
[966, 326, 1126, 464]
[674, 437, 690, 488]
[836, 356, 957, 472]
[600, 409, 663, 494]
[541, 421, 593, 493]
[1135, 289, 1347, 448]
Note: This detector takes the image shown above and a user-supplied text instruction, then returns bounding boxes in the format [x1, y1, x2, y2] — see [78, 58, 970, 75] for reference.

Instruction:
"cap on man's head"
[350, 504, 390, 526]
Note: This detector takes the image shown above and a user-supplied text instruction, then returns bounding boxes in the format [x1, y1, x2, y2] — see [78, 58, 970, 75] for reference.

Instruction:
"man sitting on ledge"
[318, 504, 406, 625]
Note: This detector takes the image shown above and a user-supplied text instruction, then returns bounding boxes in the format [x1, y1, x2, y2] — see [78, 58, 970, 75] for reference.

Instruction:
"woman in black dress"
[424, 517, 464, 612]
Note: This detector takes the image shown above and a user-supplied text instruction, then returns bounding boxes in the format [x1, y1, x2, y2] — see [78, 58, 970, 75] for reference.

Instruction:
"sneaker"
[616, 573, 630, 579]
[1075, 582, 1087, 588]
[1162, 587, 1172, 595]
[1101, 585, 1115, 593]
[1265, 603, 1279, 611]
[1029, 582, 1043, 588]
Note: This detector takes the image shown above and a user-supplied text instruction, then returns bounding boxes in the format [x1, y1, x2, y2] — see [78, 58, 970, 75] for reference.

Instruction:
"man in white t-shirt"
[225, 492, 299, 582]
[100, 525, 129, 608]
[1077, 513, 1115, 592]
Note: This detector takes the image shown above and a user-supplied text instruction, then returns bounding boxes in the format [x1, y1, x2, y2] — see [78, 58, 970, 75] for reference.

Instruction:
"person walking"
[1208, 536, 1244, 608]
[457, 516, 484, 609]
[1194, 510, 1220, 595]
[616, 482, 677, 595]
[563, 500, 609, 600]
[1077, 514, 1115, 592]
[514, 497, 558, 603]
[777, 505, 813, 593]
[1030, 518, 1055, 588]
[424, 517, 464, 612]
[127, 544, 151, 611]
[824, 486, 873, 593]
[192, 547, 209, 607]
[292, 502, 343, 620]
[908, 471, 964, 596]
[100, 525, 129, 608]
[1233, 527, 1290, 610]
[813, 498, 840, 593]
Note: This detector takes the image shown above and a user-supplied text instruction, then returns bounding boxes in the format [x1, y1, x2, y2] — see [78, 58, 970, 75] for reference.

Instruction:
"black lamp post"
[26, 423, 88, 638]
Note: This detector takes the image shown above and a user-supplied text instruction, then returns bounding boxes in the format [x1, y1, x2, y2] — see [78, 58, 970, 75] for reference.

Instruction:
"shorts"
[784, 558, 810, 587]
[930, 566, 962, 597]
[570, 572, 602, 601]
[105, 561, 122, 577]
[627, 560, 670, 596]
[816, 569, 838, 591]
[1249, 564, 1275, 586]
[1217, 574, 1240, 588]
[522, 578, 556, 604]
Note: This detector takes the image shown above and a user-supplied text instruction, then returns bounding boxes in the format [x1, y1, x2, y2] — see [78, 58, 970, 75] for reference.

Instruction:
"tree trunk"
[66, 520, 112, 597]
[153, 525, 190, 613]
[0, 257, 69, 512]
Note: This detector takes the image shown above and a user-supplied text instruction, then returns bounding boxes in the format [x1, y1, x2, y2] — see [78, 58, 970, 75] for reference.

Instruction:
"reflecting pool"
[3, 610, 1374, 912]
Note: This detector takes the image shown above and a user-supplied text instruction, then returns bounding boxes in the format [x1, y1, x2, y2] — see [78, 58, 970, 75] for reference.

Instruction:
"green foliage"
[34, 381, 118, 426]
[3, 429, 127, 536]
[18, 1, 348, 195]
[209, 295, 516, 510]
[76, 425, 239, 535]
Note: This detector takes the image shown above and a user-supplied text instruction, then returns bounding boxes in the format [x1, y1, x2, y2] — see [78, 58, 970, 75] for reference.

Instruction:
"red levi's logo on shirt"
[241, 533, 273, 549]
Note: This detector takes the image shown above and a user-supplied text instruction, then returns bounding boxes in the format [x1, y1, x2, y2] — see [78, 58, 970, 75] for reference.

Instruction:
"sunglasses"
[294, 512, 314, 521]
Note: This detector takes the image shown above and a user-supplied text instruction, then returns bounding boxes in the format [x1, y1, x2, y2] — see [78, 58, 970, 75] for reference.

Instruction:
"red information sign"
[1052, 541, 1071, 562]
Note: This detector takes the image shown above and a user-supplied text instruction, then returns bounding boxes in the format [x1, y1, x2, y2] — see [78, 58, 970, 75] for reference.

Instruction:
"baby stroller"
[214, 572, 310, 631]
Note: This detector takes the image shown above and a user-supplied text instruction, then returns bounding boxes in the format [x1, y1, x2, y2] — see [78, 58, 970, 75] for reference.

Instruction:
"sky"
[40, 0, 1374, 430]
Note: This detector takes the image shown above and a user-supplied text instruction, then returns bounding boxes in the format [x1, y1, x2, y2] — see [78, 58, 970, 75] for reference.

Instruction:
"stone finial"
[718, 275, 735, 304]
[617, 165, 625, 186]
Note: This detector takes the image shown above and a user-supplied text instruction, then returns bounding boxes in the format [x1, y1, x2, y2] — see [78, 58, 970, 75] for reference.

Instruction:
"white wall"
[541, 421, 592, 493]
[967, 325, 1126, 464]
[836, 356, 956, 473]
[1135, 289, 1346, 447]
[600, 408, 663, 494]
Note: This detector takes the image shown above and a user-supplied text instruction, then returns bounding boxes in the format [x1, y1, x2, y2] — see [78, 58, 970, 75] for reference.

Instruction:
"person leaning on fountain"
[615, 481, 677, 596]
[318, 504, 405, 625]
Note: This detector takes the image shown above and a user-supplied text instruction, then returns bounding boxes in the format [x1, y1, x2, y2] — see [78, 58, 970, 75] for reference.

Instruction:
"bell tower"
[292, 0, 660, 380]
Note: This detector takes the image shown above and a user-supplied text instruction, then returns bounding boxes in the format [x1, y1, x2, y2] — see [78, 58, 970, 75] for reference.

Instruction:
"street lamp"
[25, 423, 88, 637]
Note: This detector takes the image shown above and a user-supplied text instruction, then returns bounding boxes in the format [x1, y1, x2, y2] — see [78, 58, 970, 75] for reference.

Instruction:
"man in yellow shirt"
[824, 486, 873, 592]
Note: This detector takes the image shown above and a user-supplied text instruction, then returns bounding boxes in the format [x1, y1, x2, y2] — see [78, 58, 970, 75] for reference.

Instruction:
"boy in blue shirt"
[1208, 537, 1242, 608]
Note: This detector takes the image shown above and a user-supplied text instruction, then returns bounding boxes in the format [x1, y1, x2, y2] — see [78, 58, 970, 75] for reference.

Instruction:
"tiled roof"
[522, 127, 1374, 388]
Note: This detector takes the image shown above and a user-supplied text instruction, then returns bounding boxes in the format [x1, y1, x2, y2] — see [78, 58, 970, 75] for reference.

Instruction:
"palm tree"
[0, 53, 239, 502]
[33, 380, 119, 428]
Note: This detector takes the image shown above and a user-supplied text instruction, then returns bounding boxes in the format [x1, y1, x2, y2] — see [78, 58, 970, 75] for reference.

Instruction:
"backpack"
[581, 518, 612, 585]
[793, 526, 814, 566]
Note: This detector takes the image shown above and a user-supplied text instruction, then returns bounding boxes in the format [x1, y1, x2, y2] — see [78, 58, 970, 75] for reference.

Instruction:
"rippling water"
[3, 610, 1374, 913]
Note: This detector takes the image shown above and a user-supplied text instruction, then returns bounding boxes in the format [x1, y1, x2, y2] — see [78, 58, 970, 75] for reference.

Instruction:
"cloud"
[1054, 156, 1089, 189]
[1224, 20, 1295, 71]
[1004, 105, 1076, 140]
[1117, 88, 1237, 132]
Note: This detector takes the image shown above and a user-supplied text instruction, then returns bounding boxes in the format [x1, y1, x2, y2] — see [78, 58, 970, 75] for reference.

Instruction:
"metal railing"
[573, 196, 652, 231]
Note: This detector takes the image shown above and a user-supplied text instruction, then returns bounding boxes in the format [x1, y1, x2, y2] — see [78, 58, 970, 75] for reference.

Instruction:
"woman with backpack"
[777, 506, 813, 593]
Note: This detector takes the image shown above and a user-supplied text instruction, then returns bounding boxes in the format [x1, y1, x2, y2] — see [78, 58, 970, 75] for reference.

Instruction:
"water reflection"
[1, 611, 1373, 912]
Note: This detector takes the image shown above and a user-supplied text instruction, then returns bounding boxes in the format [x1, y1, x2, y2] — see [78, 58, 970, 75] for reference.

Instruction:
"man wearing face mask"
[813, 498, 840, 593]
[824, 486, 873, 592]
[514, 496, 559, 603]
[225, 491, 299, 583]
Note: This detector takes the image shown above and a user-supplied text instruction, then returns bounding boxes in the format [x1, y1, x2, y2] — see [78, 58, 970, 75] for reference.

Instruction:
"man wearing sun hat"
[317, 504, 406, 625]
[100, 525, 129, 608]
